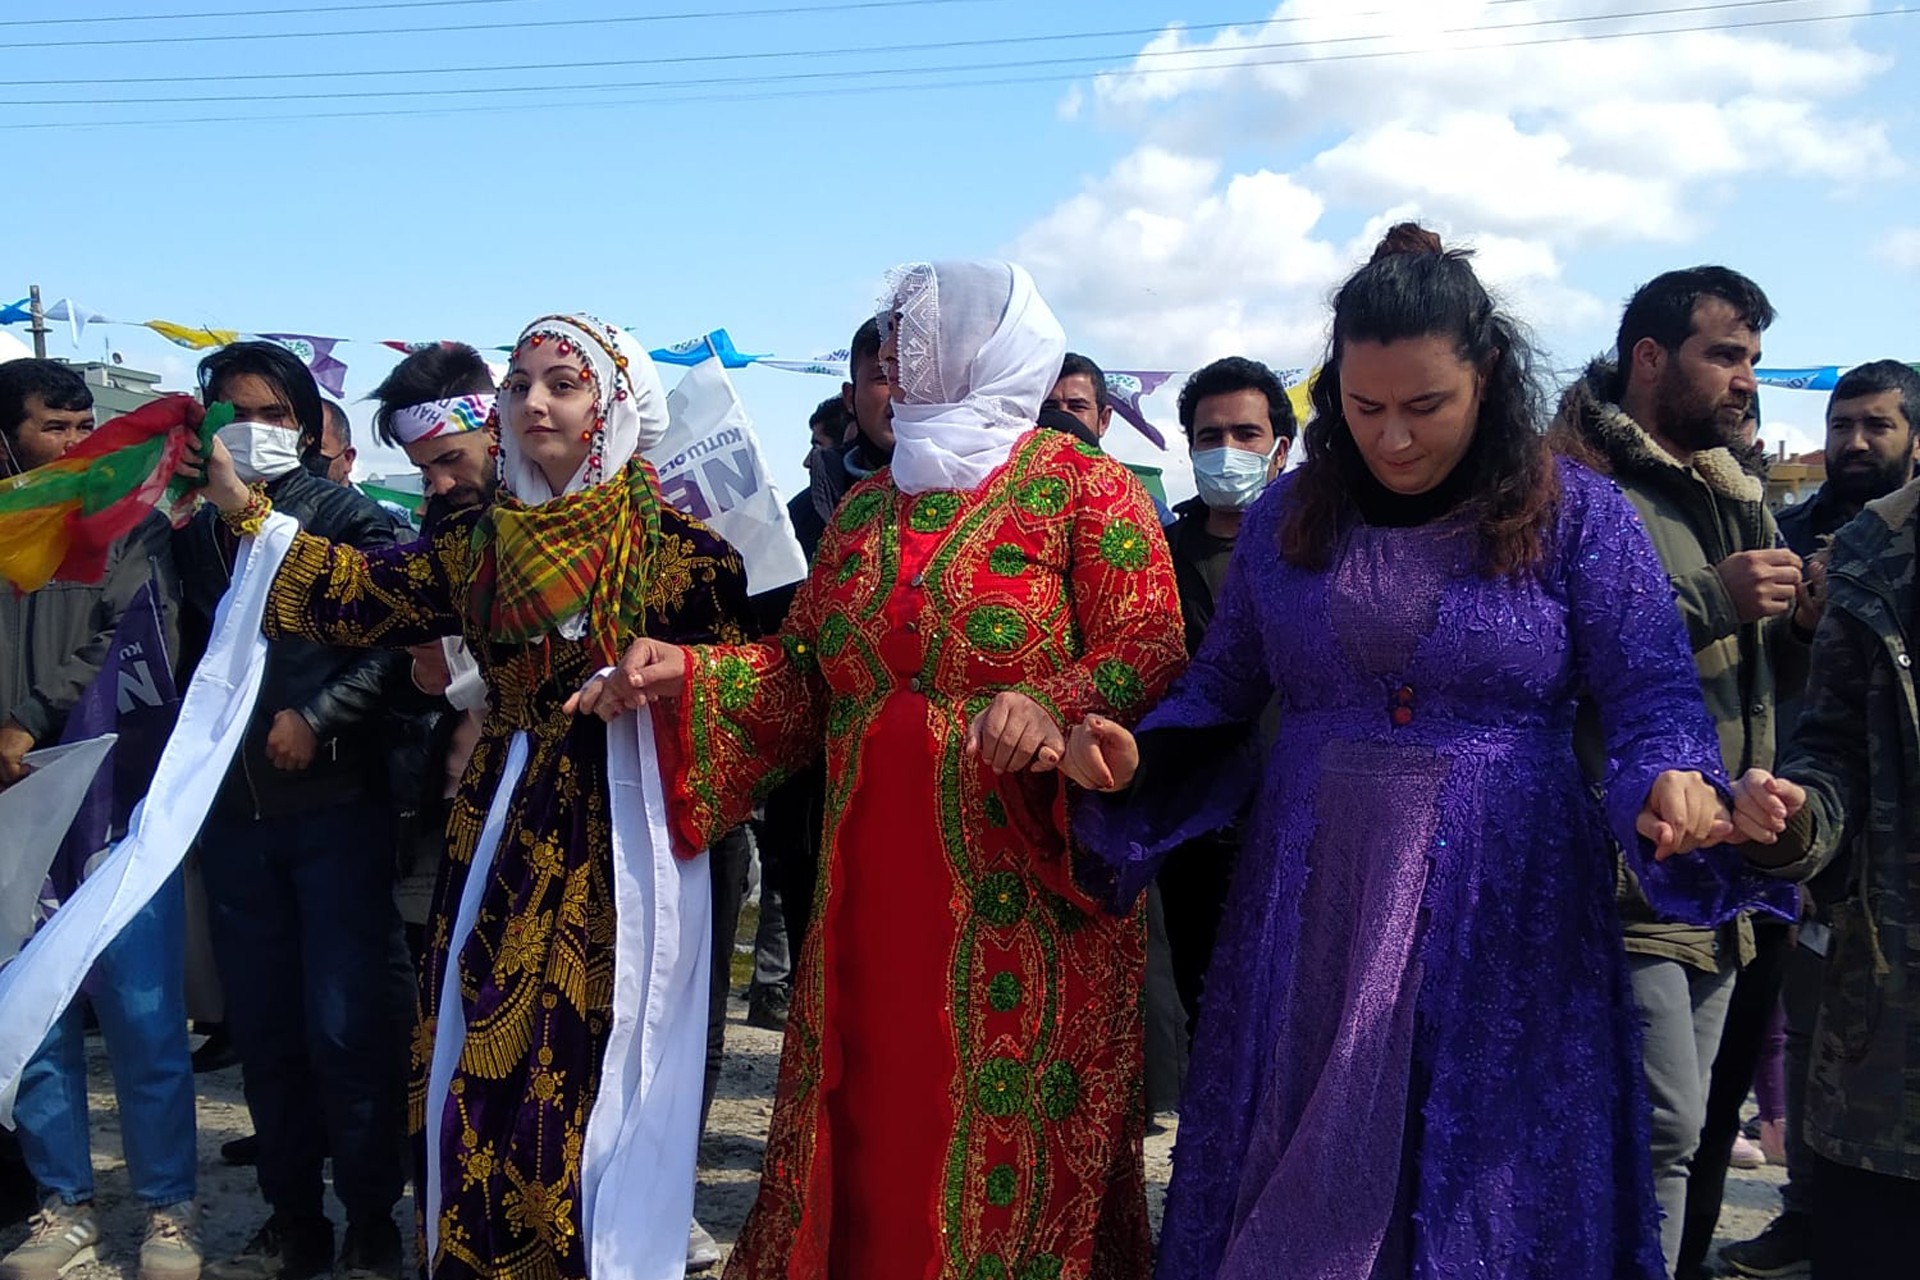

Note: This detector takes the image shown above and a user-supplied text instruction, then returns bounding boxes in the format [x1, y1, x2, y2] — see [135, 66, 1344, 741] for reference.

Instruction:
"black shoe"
[192, 1027, 241, 1074]
[1719, 1212, 1812, 1278]
[746, 986, 789, 1032]
[207, 1213, 334, 1280]
[339, 1216, 403, 1280]
[221, 1135, 259, 1166]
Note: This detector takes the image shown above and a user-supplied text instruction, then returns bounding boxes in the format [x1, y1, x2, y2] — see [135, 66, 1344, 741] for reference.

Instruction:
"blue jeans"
[200, 802, 408, 1222]
[15, 871, 197, 1208]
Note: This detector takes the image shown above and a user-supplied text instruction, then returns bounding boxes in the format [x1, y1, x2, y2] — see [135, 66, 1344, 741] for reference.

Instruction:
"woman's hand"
[1061, 714, 1140, 793]
[177, 433, 250, 515]
[1729, 768, 1807, 845]
[1636, 769, 1736, 861]
[965, 691, 1064, 774]
[564, 637, 689, 722]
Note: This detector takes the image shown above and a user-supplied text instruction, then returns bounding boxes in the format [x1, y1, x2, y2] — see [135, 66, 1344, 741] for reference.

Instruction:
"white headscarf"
[497, 314, 669, 504]
[881, 259, 1067, 495]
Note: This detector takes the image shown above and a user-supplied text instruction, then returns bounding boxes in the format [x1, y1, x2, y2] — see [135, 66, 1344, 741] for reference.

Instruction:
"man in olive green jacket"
[1746, 468, 1920, 1272]
[1550, 266, 1812, 1277]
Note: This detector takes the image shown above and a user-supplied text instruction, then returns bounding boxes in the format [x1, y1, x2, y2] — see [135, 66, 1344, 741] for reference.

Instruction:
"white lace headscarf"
[880, 259, 1067, 495]
[496, 313, 670, 504]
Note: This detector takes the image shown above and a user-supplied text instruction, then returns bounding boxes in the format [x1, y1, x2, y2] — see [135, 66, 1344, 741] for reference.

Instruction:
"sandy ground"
[1, 992, 1791, 1278]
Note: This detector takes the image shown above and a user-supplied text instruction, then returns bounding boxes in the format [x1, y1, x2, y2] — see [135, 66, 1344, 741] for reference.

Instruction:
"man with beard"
[1718, 358, 1920, 1279]
[1550, 266, 1813, 1279]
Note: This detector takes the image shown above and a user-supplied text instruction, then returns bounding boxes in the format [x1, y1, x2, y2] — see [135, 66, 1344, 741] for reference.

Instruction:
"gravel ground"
[1, 1003, 1789, 1277]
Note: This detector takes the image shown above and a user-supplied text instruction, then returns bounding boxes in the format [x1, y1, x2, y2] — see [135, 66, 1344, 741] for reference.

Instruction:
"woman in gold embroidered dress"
[183, 315, 750, 1280]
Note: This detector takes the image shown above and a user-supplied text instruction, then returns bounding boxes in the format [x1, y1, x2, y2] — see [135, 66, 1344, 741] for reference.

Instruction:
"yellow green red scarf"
[467, 457, 663, 669]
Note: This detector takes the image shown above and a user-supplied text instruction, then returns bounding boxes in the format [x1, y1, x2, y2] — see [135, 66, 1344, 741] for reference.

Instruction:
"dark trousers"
[1811, 1154, 1920, 1275]
[1678, 920, 1792, 1274]
[1157, 834, 1238, 1044]
[702, 825, 753, 1132]
[1779, 937, 1824, 1218]
[761, 762, 824, 965]
[200, 802, 409, 1223]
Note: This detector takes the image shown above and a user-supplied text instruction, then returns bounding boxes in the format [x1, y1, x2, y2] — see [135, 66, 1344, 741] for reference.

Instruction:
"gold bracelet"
[220, 485, 273, 537]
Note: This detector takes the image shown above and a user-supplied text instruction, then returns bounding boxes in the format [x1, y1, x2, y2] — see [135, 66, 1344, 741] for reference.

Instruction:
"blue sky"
[5, 0, 1916, 502]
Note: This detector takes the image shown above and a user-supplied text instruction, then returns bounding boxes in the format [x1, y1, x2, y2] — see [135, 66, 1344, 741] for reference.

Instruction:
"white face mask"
[217, 420, 306, 485]
[1191, 445, 1277, 511]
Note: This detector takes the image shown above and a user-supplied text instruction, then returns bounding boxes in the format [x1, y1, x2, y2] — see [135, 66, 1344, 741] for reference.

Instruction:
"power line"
[0, 5, 1540, 88]
[0, 0, 1015, 49]
[1, 5, 1905, 130]
[0, 0, 532, 27]
[0, 0, 1848, 104]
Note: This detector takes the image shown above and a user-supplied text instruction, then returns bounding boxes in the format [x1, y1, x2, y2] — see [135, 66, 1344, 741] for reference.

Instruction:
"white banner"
[654, 357, 809, 595]
[0, 736, 117, 965]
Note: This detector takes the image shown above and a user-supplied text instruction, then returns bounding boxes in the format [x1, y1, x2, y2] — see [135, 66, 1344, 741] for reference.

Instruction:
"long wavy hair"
[1278, 224, 1558, 576]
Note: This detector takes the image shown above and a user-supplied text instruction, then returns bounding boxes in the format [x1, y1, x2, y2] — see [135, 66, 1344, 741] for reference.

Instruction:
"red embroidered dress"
[663, 430, 1185, 1280]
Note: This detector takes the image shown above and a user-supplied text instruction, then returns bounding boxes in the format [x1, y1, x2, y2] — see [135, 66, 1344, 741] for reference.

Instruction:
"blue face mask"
[1191, 445, 1277, 511]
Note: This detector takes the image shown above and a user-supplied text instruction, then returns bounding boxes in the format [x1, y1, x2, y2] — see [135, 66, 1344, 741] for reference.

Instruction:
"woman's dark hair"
[197, 340, 325, 454]
[369, 343, 496, 447]
[1278, 223, 1556, 576]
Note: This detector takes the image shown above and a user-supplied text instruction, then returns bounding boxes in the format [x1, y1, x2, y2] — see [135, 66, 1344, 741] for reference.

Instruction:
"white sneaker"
[140, 1201, 202, 1280]
[686, 1219, 721, 1271]
[1729, 1134, 1766, 1170]
[0, 1198, 101, 1280]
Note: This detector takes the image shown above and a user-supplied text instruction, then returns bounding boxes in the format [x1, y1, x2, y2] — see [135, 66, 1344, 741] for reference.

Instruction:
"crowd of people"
[0, 228, 1915, 1280]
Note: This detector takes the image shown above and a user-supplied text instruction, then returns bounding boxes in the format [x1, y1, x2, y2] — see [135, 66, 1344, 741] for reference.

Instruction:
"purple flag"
[1105, 371, 1175, 450]
[48, 579, 179, 908]
[264, 333, 350, 398]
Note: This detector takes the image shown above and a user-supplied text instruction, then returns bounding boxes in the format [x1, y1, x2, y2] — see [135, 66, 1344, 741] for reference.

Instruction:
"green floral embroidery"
[836, 551, 863, 583]
[981, 794, 1008, 827]
[984, 1164, 1017, 1207]
[1038, 1061, 1078, 1121]
[1018, 1257, 1064, 1280]
[987, 972, 1022, 1013]
[1098, 519, 1150, 571]
[1092, 658, 1145, 710]
[1074, 440, 1104, 458]
[967, 606, 1028, 654]
[817, 613, 853, 658]
[836, 489, 883, 532]
[971, 1258, 1007, 1280]
[827, 697, 859, 738]
[781, 634, 814, 666]
[974, 872, 1027, 928]
[1016, 476, 1069, 517]
[711, 656, 758, 712]
[987, 543, 1027, 578]
[908, 492, 962, 533]
[973, 1057, 1029, 1117]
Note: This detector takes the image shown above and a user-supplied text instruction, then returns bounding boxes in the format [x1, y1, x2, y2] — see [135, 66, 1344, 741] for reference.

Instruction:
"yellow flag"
[145, 320, 240, 350]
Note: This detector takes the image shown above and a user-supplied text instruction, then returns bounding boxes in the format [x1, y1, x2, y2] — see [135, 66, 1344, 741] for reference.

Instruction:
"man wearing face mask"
[171, 342, 411, 1280]
[313, 401, 356, 487]
[1155, 357, 1296, 1039]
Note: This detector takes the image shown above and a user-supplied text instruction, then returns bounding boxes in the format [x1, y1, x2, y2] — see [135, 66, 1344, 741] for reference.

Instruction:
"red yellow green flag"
[0, 397, 230, 593]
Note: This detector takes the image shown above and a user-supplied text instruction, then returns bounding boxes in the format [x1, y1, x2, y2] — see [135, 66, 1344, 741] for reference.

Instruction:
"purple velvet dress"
[1079, 459, 1775, 1279]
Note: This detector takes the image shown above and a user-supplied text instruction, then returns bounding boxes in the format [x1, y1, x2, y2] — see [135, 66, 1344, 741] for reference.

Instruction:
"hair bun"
[1369, 222, 1445, 262]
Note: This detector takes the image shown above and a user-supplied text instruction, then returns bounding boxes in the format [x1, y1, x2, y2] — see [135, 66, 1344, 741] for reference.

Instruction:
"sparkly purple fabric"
[1077, 460, 1785, 1279]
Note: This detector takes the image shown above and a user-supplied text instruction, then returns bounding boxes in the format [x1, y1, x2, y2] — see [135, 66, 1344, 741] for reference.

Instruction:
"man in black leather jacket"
[173, 343, 410, 1280]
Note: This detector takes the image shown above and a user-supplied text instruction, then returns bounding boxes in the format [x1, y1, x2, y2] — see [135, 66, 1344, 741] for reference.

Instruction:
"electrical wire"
[0, 4, 1903, 130]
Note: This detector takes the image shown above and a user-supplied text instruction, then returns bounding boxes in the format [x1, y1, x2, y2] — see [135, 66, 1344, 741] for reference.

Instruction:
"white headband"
[389, 393, 495, 445]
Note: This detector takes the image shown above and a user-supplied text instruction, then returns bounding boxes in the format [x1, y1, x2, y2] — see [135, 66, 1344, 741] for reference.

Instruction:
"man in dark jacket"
[1721, 358, 1920, 1278]
[0, 359, 201, 1280]
[1742, 470, 1920, 1273]
[174, 343, 408, 1280]
[1551, 267, 1812, 1279]
[1157, 357, 1295, 1035]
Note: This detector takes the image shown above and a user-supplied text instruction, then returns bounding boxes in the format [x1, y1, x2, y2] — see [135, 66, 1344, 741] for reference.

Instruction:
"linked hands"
[1060, 714, 1139, 793]
[1634, 768, 1806, 861]
[565, 637, 689, 722]
[966, 691, 1063, 774]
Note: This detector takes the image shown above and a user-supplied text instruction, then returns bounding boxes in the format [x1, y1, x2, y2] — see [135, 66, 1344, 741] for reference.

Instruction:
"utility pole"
[28, 284, 48, 358]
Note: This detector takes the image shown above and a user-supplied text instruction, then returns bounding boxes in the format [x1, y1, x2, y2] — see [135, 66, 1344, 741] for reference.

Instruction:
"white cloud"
[1015, 0, 1896, 393]
[1876, 226, 1920, 269]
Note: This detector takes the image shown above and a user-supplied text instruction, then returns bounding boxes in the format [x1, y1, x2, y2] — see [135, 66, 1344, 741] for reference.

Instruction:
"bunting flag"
[263, 334, 349, 397]
[1105, 372, 1175, 450]
[145, 320, 240, 350]
[0, 397, 229, 593]
[649, 329, 767, 370]
[757, 347, 851, 377]
[0, 299, 30, 326]
[45, 300, 109, 346]
[1755, 367, 1843, 392]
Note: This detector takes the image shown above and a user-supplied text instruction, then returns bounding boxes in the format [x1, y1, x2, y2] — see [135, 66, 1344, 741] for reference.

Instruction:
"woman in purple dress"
[1067, 225, 1783, 1278]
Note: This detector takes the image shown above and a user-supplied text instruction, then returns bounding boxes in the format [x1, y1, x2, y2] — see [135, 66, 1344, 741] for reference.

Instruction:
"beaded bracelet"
[220, 485, 273, 538]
